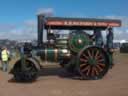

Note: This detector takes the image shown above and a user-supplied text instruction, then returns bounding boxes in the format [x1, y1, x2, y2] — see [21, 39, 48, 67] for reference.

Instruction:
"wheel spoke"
[93, 67, 99, 75]
[91, 67, 95, 77]
[80, 63, 87, 68]
[96, 54, 102, 59]
[86, 66, 91, 76]
[97, 58, 104, 63]
[96, 65, 103, 72]
[91, 50, 95, 58]
[80, 58, 88, 63]
[81, 65, 90, 73]
[83, 53, 89, 59]
[95, 50, 99, 58]
[98, 63, 105, 67]
[87, 50, 92, 58]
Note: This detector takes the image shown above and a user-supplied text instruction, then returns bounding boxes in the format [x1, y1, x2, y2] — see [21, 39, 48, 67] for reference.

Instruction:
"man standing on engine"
[94, 29, 103, 47]
[106, 27, 114, 68]
[106, 27, 114, 50]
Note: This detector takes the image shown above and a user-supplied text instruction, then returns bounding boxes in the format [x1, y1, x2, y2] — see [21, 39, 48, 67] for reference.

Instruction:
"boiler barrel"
[37, 48, 70, 62]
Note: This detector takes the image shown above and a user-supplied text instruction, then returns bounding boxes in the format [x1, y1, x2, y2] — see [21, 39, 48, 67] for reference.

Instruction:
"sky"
[0, 0, 128, 40]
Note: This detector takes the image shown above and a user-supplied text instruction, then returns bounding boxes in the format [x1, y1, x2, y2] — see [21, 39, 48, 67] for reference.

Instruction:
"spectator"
[1, 47, 10, 72]
[0, 47, 2, 69]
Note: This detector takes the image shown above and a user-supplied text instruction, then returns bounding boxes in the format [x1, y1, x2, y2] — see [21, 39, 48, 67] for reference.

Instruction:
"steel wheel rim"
[14, 59, 38, 82]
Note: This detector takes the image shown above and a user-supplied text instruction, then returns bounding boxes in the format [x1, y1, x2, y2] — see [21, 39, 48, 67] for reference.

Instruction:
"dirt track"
[0, 53, 128, 96]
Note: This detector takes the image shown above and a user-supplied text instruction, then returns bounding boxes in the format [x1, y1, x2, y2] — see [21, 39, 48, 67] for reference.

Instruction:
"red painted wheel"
[78, 46, 110, 80]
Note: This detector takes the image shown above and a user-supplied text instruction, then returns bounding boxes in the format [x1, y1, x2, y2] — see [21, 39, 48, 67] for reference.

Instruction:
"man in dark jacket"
[94, 29, 103, 47]
[106, 28, 114, 68]
[106, 28, 114, 50]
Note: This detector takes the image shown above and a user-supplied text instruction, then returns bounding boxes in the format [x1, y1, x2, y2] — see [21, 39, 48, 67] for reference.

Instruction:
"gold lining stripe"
[54, 49, 58, 62]
[45, 49, 47, 61]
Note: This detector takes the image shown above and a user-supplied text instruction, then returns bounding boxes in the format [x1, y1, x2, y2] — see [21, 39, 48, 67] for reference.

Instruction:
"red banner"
[46, 20, 121, 27]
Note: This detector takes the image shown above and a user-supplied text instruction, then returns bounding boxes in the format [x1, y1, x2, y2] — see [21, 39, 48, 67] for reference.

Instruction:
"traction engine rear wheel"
[78, 46, 110, 80]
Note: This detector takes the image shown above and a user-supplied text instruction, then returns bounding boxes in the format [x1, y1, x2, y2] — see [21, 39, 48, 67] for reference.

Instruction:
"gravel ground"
[0, 53, 128, 96]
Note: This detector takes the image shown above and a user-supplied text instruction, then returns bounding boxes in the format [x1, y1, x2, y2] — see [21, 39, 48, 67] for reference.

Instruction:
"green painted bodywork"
[46, 48, 56, 61]
[41, 48, 70, 62]
[56, 38, 68, 48]
[68, 32, 92, 53]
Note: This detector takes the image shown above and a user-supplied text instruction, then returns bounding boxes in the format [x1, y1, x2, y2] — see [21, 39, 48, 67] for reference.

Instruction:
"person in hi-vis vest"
[1, 47, 10, 72]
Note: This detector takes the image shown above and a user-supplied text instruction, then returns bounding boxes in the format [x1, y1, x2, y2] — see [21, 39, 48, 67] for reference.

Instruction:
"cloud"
[126, 29, 128, 33]
[97, 16, 128, 28]
[104, 16, 128, 27]
[0, 7, 55, 41]
[36, 8, 54, 16]
[97, 16, 128, 40]
[0, 8, 92, 40]
[0, 20, 37, 40]
[24, 20, 37, 27]
[0, 24, 16, 32]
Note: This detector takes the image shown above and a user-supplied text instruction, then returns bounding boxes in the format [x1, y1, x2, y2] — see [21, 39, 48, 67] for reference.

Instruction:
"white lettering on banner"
[46, 20, 120, 27]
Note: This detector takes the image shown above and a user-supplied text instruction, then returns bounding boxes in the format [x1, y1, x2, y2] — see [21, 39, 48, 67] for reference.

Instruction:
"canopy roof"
[44, 16, 121, 30]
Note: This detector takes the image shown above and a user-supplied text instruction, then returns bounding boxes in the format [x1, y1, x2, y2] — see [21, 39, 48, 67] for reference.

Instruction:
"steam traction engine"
[10, 15, 121, 82]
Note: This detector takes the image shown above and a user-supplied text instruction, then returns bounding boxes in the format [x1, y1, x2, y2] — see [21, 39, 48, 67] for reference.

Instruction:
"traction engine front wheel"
[12, 58, 40, 82]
